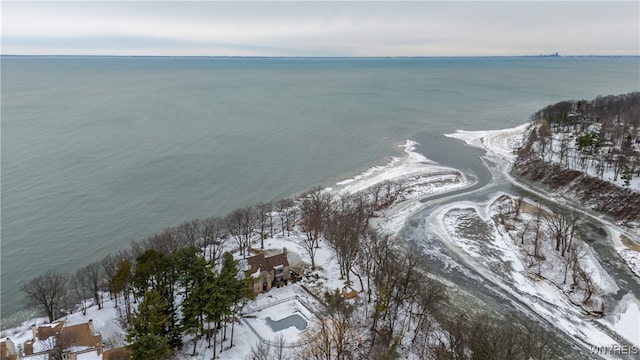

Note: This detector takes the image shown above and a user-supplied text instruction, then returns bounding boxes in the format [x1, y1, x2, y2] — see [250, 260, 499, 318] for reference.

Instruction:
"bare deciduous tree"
[246, 341, 271, 360]
[276, 198, 295, 237]
[354, 229, 383, 304]
[200, 216, 226, 263]
[143, 229, 180, 255]
[434, 313, 468, 360]
[255, 202, 273, 249]
[531, 204, 545, 259]
[76, 261, 104, 310]
[324, 195, 370, 283]
[70, 274, 88, 316]
[299, 186, 333, 248]
[226, 206, 256, 258]
[297, 187, 333, 270]
[21, 270, 69, 322]
[101, 255, 117, 298]
[366, 180, 404, 212]
[544, 208, 579, 257]
[297, 291, 360, 360]
[175, 219, 201, 249]
[409, 278, 448, 343]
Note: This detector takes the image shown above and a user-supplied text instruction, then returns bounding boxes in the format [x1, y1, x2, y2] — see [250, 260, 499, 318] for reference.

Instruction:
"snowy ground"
[0, 297, 128, 360]
[447, 123, 640, 275]
[445, 122, 531, 164]
[545, 126, 640, 191]
[609, 228, 640, 279]
[432, 196, 625, 345]
[243, 295, 316, 346]
[181, 143, 470, 358]
[6, 127, 637, 359]
[333, 140, 469, 237]
[331, 140, 466, 197]
[445, 123, 640, 354]
[1, 139, 468, 360]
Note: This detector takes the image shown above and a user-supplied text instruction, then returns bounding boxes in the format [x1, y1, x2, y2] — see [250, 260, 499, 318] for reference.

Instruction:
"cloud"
[2, 1, 638, 56]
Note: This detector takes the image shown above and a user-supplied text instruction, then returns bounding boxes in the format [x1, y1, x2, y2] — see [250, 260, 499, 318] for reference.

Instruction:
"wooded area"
[24, 90, 640, 359]
[514, 92, 640, 223]
[524, 92, 640, 185]
[21, 179, 571, 359]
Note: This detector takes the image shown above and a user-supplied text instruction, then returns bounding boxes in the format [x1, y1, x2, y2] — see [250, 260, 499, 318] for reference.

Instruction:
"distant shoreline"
[2, 54, 639, 59]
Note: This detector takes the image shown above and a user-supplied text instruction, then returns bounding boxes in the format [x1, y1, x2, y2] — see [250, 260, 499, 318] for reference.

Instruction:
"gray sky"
[2, 1, 639, 56]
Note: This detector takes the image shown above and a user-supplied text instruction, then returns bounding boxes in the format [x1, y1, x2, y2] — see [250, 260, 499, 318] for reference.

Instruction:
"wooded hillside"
[513, 92, 640, 224]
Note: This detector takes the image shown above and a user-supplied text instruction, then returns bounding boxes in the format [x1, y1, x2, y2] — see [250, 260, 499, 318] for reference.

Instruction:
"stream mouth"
[401, 198, 599, 358]
[396, 140, 639, 359]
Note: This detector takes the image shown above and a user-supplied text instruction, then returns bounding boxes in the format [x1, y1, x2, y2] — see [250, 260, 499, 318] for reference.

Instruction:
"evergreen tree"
[216, 253, 237, 351]
[111, 259, 133, 322]
[128, 334, 171, 360]
[133, 249, 165, 295]
[203, 268, 223, 358]
[133, 249, 182, 349]
[176, 247, 208, 355]
[128, 289, 171, 360]
[219, 252, 256, 348]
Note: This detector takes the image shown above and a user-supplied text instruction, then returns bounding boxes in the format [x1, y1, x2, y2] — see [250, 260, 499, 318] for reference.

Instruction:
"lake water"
[1, 56, 638, 328]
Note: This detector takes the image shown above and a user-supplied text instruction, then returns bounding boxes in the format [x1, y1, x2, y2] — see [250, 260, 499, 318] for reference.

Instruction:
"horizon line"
[2, 54, 639, 59]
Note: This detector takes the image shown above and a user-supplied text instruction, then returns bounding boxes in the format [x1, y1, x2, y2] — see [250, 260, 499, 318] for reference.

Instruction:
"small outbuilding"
[342, 285, 358, 299]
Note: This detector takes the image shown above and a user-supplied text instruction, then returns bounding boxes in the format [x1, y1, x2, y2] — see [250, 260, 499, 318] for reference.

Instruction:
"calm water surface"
[2, 56, 638, 328]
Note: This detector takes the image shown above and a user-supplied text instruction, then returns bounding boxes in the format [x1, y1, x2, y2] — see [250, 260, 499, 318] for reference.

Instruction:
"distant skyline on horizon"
[2, 1, 639, 57]
[3, 54, 638, 58]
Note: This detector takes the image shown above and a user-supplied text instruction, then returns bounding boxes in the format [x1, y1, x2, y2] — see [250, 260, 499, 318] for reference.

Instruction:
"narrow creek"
[397, 134, 640, 358]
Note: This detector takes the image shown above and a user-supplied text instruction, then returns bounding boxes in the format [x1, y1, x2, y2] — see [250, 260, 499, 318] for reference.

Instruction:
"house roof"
[246, 252, 289, 274]
[60, 322, 102, 350]
[24, 321, 102, 356]
[1, 339, 18, 360]
[35, 321, 65, 340]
